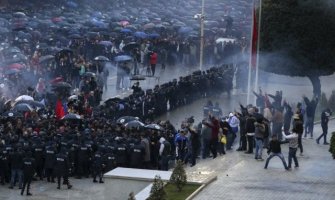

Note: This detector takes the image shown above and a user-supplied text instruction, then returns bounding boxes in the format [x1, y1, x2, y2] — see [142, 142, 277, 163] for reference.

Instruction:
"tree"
[169, 160, 187, 192]
[147, 175, 166, 200]
[259, 0, 335, 97]
[128, 192, 136, 200]
[328, 91, 335, 113]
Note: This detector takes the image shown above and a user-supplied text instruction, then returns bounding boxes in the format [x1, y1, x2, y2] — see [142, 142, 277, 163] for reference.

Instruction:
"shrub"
[147, 175, 166, 200]
[128, 192, 136, 200]
[328, 90, 335, 113]
[169, 160, 187, 192]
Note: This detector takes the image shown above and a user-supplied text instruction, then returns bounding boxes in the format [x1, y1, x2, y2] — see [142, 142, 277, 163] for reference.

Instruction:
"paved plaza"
[1, 66, 335, 199]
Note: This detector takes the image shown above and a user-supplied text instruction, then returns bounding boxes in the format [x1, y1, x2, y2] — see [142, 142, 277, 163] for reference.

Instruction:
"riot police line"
[0, 64, 234, 195]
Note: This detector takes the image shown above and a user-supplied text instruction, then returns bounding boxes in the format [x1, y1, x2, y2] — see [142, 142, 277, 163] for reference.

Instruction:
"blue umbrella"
[178, 27, 193, 34]
[66, 1, 78, 8]
[98, 41, 113, 46]
[4, 68, 20, 75]
[114, 55, 132, 62]
[148, 33, 160, 39]
[134, 31, 148, 39]
[120, 28, 132, 33]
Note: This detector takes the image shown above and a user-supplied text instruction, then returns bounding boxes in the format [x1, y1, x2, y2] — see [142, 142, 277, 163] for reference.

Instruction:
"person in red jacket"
[149, 51, 158, 76]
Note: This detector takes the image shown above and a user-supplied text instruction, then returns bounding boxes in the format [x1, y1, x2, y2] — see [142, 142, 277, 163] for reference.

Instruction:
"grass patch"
[165, 183, 200, 200]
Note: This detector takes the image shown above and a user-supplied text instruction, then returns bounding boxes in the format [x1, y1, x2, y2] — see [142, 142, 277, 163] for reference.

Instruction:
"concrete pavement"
[1, 65, 335, 199]
[190, 120, 335, 200]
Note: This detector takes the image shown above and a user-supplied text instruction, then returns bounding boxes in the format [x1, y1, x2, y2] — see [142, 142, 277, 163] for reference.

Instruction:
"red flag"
[55, 99, 65, 120]
[251, 3, 258, 69]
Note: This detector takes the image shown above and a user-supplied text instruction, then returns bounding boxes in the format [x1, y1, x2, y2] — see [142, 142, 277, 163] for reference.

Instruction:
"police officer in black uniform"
[115, 137, 128, 167]
[103, 147, 117, 172]
[77, 141, 90, 178]
[129, 139, 145, 168]
[92, 148, 104, 183]
[21, 151, 35, 196]
[44, 142, 56, 182]
[32, 139, 44, 180]
[54, 148, 72, 190]
[0, 144, 10, 185]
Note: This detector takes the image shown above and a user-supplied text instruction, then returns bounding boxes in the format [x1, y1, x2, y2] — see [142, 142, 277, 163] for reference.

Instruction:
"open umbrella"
[13, 12, 26, 18]
[148, 33, 160, 39]
[14, 100, 45, 109]
[4, 68, 20, 75]
[12, 103, 33, 112]
[123, 42, 140, 52]
[94, 56, 110, 62]
[120, 28, 132, 33]
[98, 41, 113, 46]
[119, 20, 130, 26]
[114, 55, 132, 62]
[69, 34, 82, 39]
[7, 63, 25, 70]
[62, 113, 82, 121]
[104, 97, 121, 105]
[82, 72, 96, 78]
[124, 120, 144, 129]
[1, 111, 23, 118]
[117, 116, 139, 124]
[145, 124, 164, 131]
[130, 75, 146, 81]
[15, 95, 34, 102]
[134, 31, 148, 39]
[39, 55, 55, 64]
[51, 82, 72, 89]
[143, 23, 155, 30]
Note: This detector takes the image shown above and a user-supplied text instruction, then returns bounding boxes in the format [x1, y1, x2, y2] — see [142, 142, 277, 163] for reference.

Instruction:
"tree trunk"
[308, 75, 321, 98]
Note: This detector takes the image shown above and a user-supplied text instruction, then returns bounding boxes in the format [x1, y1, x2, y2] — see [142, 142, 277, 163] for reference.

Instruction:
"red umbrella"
[52, 17, 63, 23]
[119, 20, 130, 27]
[8, 63, 25, 70]
[50, 77, 64, 84]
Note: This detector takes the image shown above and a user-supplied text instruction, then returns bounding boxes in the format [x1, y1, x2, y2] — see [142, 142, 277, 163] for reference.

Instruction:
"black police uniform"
[92, 151, 104, 183]
[21, 156, 35, 196]
[77, 143, 90, 178]
[32, 143, 44, 180]
[0, 148, 10, 184]
[54, 150, 72, 189]
[129, 142, 145, 168]
[44, 144, 56, 182]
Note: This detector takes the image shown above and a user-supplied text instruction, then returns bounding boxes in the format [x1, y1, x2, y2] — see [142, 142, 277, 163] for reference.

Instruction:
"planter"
[165, 183, 200, 200]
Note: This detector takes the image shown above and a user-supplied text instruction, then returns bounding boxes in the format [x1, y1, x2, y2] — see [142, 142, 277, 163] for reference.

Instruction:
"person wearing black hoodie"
[264, 135, 289, 170]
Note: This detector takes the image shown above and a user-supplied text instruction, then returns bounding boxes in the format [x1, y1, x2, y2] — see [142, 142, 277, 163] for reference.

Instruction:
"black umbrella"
[12, 103, 33, 112]
[94, 56, 110, 62]
[14, 100, 45, 109]
[39, 55, 55, 64]
[4, 69, 20, 75]
[69, 34, 82, 39]
[123, 42, 140, 52]
[114, 55, 132, 62]
[52, 82, 72, 89]
[130, 75, 146, 81]
[145, 124, 164, 131]
[104, 97, 122, 105]
[82, 72, 96, 78]
[56, 48, 73, 57]
[62, 113, 82, 121]
[117, 116, 139, 124]
[1, 111, 23, 118]
[124, 120, 144, 129]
